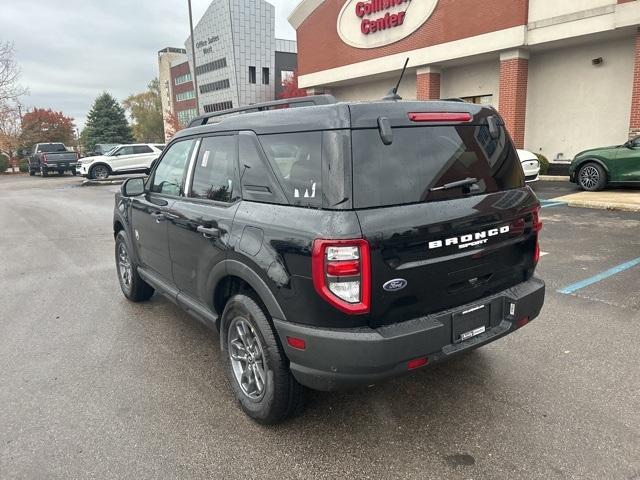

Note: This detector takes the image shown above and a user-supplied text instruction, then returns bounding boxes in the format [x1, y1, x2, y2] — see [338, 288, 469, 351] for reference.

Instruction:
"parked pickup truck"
[28, 143, 79, 177]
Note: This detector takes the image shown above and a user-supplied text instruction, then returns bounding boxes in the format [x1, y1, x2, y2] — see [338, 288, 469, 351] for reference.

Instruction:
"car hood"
[80, 155, 107, 163]
[574, 145, 620, 158]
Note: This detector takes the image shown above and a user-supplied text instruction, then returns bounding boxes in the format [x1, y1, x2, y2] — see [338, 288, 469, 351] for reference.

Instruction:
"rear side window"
[259, 132, 322, 208]
[133, 145, 153, 154]
[190, 135, 239, 203]
[352, 126, 524, 208]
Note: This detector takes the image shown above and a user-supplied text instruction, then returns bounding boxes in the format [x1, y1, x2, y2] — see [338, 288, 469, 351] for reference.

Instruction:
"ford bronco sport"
[113, 95, 545, 424]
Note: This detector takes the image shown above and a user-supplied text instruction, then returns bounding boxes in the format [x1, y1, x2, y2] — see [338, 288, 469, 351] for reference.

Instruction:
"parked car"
[77, 143, 165, 180]
[113, 96, 545, 424]
[517, 149, 540, 183]
[27, 143, 79, 177]
[570, 136, 640, 191]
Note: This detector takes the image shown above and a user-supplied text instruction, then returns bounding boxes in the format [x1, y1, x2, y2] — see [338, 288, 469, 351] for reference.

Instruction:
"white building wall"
[528, 0, 616, 23]
[330, 74, 417, 102]
[440, 61, 500, 105]
[525, 37, 634, 160]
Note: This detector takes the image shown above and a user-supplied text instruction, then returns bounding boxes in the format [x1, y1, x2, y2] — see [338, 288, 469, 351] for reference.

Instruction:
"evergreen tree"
[81, 92, 133, 152]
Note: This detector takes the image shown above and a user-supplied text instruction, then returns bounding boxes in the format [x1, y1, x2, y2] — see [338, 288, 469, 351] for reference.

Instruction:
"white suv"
[77, 144, 165, 180]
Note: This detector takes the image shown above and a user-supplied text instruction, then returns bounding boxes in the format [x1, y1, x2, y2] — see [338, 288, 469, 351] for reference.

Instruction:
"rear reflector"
[516, 317, 530, 328]
[407, 357, 428, 370]
[287, 336, 306, 350]
[408, 112, 472, 123]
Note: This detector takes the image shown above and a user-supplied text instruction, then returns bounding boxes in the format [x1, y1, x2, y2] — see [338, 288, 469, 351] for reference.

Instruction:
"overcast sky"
[3, 0, 299, 130]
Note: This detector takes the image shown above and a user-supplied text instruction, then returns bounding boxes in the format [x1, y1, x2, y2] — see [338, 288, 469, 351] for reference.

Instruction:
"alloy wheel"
[117, 242, 132, 291]
[93, 165, 109, 180]
[228, 317, 267, 401]
[579, 165, 600, 190]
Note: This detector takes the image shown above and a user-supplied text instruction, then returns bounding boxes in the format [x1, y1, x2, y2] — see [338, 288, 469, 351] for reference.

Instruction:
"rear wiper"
[430, 177, 479, 192]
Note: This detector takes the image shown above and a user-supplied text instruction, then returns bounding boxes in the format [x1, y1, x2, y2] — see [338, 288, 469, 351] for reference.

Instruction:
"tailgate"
[357, 188, 540, 327]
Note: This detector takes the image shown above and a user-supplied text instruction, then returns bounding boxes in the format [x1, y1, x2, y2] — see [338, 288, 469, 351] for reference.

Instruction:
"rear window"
[352, 125, 524, 208]
[37, 144, 66, 153]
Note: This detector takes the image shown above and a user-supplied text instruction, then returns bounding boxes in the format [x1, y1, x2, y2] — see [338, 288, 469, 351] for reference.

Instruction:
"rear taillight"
[312, 239, 370, 315]
[533, 206, 542, 265]
[408, 112, 472, 123]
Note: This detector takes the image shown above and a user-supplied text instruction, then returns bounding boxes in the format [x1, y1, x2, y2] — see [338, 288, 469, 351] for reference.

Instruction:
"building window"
[199, 79, 231, 94]
[280, 70, 294, 84]
[176, 90, 196, 102]
[203, 101, 233, 113]
[174, 73, 192, 85]
[262, 67, 270, 85]
[249, 66, 256, 84]
[460, 94, 494, 105]
[195, 58, 227, 76]
[177, 108, 198, 126]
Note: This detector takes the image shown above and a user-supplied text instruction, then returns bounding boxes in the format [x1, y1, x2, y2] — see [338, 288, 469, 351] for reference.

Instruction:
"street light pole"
[188, 0, 201, 116]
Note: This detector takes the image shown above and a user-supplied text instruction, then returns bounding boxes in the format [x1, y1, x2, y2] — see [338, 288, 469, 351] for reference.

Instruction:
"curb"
[561, 199, 640, 213]
[539, 175, 570, 182]
[81, 179, 125, 187]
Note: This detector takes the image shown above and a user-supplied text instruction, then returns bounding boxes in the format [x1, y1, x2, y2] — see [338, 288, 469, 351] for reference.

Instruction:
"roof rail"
[187, 95, 338, 128]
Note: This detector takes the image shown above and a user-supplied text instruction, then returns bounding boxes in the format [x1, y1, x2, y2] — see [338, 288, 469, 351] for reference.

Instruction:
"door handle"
[197, 225, 220, 238]
[151, 212, 166, 223]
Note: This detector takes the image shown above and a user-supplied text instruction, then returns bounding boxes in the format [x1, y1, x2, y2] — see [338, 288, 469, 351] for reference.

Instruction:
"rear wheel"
[71, 170, 78, 176]
[29, 170, 35, 176]
[41, 167, 48, 177]
[115, 230, 154, 302]
[222, 294, 305, 424]
[578, 162, 607, 191]
[58, 170, 64, 175]
[90, 164, 110, 180]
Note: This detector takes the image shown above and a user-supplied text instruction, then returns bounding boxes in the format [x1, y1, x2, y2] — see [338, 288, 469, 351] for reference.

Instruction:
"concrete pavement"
[1, 174, 639, 479]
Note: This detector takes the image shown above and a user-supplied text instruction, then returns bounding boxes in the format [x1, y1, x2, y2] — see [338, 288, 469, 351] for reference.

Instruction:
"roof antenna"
[383, 57, 409, 101]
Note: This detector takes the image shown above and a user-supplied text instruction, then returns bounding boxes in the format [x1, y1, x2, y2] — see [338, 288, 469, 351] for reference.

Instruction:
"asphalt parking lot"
[1, 175, 639, 480]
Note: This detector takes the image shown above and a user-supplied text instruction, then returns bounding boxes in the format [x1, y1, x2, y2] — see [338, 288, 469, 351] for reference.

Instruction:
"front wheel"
[115, 230, 155, 302]
[90, 164, 110, 180]
[578, 163, 607, 191]
[222, 294, 305, 424]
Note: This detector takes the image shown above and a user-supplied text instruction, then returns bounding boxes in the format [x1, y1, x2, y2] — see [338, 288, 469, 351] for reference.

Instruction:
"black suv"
[113, 96, 545, 424]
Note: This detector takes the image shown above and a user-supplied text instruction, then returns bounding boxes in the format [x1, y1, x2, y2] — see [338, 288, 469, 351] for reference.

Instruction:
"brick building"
[289, 0, 640, 161]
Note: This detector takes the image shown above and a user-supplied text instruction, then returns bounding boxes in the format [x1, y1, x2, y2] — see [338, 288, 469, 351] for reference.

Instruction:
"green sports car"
[570, 136, 640, 191]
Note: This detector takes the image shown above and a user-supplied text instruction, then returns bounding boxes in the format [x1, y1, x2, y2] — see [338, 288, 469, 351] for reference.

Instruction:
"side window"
[190, 135, 238, 202]
[133, 145, 153, 154]
[116, 146, 134, 156]
[259, 132, 322, 208]
[150, 139, 196, 196]
[239, 133, 287, 204]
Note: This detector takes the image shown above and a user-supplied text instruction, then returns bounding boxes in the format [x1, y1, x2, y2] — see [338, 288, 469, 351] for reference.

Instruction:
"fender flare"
[575, 158, 610, 176]
[88, 162, 113, 176]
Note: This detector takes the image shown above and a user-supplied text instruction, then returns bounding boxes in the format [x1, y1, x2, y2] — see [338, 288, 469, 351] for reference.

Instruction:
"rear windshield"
[37, 144, 67, 153]
[352, 125, 524, 208]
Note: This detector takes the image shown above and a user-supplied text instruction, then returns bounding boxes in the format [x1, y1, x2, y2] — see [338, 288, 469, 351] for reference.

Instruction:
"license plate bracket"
[452, 304, 490, 343]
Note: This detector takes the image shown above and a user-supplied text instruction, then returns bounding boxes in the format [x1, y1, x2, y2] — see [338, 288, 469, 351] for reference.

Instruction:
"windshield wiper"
[430, 177, 479, 192]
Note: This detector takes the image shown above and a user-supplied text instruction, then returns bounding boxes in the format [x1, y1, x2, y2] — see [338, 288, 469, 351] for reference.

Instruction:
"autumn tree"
[164, 111, 182, 139]
[0, 103, 21, 162]
[19, 108, 75, 147]
[82, 92, 133, 152]
[278, 70, 307, 99]
[124, 78, 164, 143]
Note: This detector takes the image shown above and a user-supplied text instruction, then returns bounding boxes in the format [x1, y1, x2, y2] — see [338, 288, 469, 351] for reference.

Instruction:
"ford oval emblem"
[383, 279, 408, 292]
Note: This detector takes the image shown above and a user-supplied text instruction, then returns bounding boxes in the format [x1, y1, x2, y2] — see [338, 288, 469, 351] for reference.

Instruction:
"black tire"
[221, 294, 305, 424]
[58, 170, 64, 175]
[89, 164, 110, 180]
[577, 162, 607, 191]
[115, 230, 154, 302]
[72, 170, 78, 176]
[41, 168, 48, 177]
[29, 170, 35, 176]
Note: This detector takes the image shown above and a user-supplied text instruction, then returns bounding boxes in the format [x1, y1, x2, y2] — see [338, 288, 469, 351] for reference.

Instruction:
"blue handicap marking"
[558, 257, 640, 295]
[540, 199, 568, 209]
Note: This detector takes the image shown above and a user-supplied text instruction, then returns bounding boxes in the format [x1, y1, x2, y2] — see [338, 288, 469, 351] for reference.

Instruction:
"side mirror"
[121, 177, 145, 197]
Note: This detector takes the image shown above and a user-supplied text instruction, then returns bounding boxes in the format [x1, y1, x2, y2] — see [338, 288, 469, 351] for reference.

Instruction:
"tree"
[124, 79, 164, 143]
[82, 92, 133, 152]
[164, 111, 182, 139]
[278, 70, 307, 99]
[0, 41, 28, 104]
[19, 108, 75, 147]
[0, 103, 21, 162]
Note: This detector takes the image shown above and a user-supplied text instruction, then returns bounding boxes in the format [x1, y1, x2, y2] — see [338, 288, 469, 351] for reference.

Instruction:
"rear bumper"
[274, 277, 545, 391]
